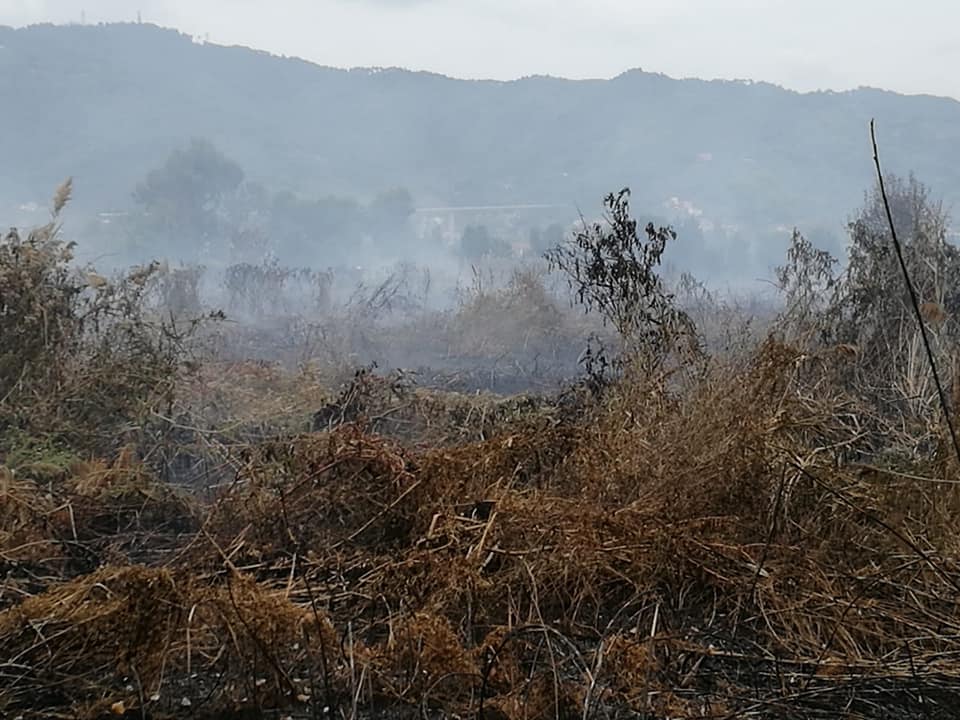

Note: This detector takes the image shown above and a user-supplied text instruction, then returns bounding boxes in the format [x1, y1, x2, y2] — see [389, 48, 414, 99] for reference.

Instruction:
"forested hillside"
[3, 21, 960, 262]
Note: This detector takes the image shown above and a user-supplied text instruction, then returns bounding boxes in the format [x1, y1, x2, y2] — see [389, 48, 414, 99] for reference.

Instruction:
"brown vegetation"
[4, 180, 960, 719]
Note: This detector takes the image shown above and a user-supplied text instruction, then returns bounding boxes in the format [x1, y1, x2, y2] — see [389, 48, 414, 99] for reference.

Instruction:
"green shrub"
[0, 180, 200, 456]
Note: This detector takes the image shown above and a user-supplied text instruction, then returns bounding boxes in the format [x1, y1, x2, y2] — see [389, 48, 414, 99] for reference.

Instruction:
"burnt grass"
[5, 339, 960, 720]
[7, 180, 960, 718]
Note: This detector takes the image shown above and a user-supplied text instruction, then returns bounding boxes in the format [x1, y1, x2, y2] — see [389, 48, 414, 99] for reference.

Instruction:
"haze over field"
[9, 5, 960, 720]
[2, 9, 960, 286]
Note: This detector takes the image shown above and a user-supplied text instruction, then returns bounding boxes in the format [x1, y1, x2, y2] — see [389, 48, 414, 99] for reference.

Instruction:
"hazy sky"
[5, 0, 960, 98]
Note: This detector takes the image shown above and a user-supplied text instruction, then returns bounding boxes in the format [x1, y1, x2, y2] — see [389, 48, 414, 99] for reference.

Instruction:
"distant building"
[96, 211, 129, 225]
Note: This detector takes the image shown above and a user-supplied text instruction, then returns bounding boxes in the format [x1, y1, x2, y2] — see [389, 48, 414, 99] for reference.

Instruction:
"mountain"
[2, 21, 960, 259]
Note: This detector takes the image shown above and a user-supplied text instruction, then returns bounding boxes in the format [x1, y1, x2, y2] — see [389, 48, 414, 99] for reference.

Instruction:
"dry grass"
[7, 188, 960, 718]
[4, 333, 960, 718]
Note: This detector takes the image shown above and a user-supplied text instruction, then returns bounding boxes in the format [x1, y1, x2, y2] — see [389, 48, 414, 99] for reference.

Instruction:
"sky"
[3, 0, 960, 99]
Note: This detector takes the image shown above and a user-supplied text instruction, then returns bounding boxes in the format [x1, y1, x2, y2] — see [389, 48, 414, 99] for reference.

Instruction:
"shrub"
[0, 181, 199, 457]
[775, 174, 960, 452]
[545, 188, 701, 369]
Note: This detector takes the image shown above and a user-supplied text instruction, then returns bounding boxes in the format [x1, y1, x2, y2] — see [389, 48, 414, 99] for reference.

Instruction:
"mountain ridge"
[7, 22, 958, 102]
[2, 20, 960, 262]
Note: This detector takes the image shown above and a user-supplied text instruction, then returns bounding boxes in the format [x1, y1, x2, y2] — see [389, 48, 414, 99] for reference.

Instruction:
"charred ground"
[3, 181, 960, 719]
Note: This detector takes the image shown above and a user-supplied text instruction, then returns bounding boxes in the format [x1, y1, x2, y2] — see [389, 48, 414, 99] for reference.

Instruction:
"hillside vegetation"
[4, 22, 960, 254]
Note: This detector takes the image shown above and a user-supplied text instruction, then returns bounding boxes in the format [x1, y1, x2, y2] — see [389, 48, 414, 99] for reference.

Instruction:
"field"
[4, 182, 960, 719]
